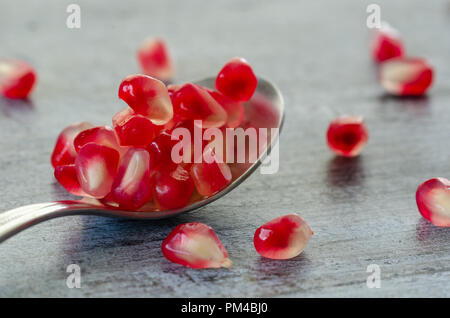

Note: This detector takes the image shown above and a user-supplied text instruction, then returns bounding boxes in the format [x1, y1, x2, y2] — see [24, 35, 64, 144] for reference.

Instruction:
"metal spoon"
[0, 76, 284, 243]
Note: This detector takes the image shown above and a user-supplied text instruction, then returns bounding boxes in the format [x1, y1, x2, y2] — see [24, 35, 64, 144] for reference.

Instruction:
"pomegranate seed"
[172, 83, 227, 128]
[172, 119, 205, 160]
[254, 214, 313, 260]
[109, 148, 153, 210]
[147, 131, 176, 169]
[370, 23, 405, 63]
[75, 144, 120, 198]
[153, 165, 194, 210]
[416, 178, 450, 227]
[162, 222, 232, 269]
[0, 58, 37, 99]
[137, 37, 174, 82]
[208, 90, 245, 128]
[326, 116, 369, 157]
[112, 108, 159, 147]
[147, 129, 193, 170]
[215, 57, 257, 102]
[190, 147, 232, 196]
[51, 122, 94, 168]
[73, 125, 126, 156]
[54, 165, 85, 196]
[118, 74, 173, 125]
[379, 57, 433, 96]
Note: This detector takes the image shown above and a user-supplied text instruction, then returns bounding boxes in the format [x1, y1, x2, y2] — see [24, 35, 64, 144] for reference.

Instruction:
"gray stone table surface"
[0, 0, 449, 297]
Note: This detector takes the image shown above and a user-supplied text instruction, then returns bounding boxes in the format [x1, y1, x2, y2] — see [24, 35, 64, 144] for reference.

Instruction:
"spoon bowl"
[0, 76, 284, 242]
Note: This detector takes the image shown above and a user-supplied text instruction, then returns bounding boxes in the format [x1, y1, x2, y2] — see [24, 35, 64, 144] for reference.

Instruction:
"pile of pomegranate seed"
[51, 53, 258, 211]
[0, 58, 37, 99]
[378, 57, 433, 96]
[371, 22, 433, 96]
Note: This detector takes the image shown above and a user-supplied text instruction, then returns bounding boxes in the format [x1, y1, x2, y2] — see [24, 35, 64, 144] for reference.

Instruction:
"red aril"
[112, 108, 159, 147]
[416, 178, 450, 227]
[54, 165, 85, 196]
[190, 147, 232, 196]
[379, 57, 433, 96]
[118, 74, 173, 125]
[172, 83, 227, 128]
[370, 23, 405, 63]
[73, 125, 126, 156]
[225, 124, 267, 166]
[153, 165, 194, 210]
[215, 57, 257, 102]
[147, 129, 193, 171]
[109, 148, 153, 210]
[162, 222, 232, 269]
[208, 90, 245, 128]
[326, 116, 369, 157]
[51, 122, 94, 168]
[137, 37, 174, 82]
[75, 144, 120, 198]
[254, 214, 313, 260]
[0, 58, 37, 99]
[147, 131, 176, 170]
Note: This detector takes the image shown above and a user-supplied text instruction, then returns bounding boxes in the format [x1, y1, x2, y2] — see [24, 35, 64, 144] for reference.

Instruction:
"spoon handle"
[0, 201, 93, 243]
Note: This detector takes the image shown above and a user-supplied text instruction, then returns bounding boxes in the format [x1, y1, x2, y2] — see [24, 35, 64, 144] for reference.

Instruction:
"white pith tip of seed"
[87, 161, 107, 191]
[120, 151, 147, 193]
[179, 233, 229, 268]
[0, 61, 14, 76]
[221, 258, 233, 268]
